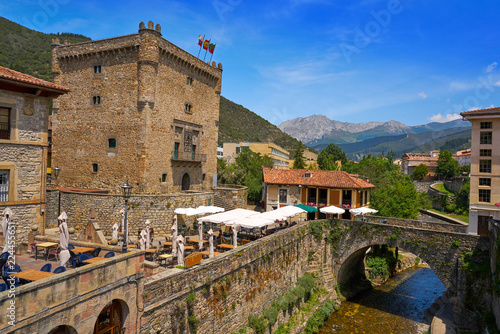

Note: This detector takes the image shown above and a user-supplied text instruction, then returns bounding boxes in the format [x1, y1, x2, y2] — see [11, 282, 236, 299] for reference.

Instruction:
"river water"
[319, 264, 446, 334]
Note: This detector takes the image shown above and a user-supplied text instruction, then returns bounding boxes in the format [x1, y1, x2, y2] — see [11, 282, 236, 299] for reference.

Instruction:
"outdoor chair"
[104, 251, 115, 258]
[5, 266, 28, 285]
[68, 250, 79, 269]
[40, 263, 52, 272]
[2, 275, 19, 287]
[78, 254, 91, 266]
[29, 243, 44, 258]
[68, 244, 75, 250]
[53, 266, 66, 274]
[0, 282, 7, 292]
[90, 247, 101, 258]
[0, 252, 9, 261]
[48, 246, 60, 262]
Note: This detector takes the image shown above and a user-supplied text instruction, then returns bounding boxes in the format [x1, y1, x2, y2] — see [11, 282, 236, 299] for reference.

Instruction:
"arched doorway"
[94, 300, 123, 334]
[182, 173, 190, 191]
[48, 326, 77, 334]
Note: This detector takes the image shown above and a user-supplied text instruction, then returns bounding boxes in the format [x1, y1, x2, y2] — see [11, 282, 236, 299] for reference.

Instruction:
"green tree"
[293, 142, 306, 169]
[318, 143, 346, 170]
[436, 150, 461, 179]
[413, 163, 429, 180]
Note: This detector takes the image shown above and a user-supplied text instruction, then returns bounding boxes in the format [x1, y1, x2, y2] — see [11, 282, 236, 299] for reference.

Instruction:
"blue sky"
[2, 0, 500, 126]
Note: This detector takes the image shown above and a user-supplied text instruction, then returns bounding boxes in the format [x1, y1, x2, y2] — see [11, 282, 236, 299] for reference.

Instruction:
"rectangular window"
[93, 96, 101, 105]
[480, 122, 492, 129]
[0, 107, 10, 140]
[279, 189, 287, 203]
[186, 77, 193, 85]
[479, 189, 491, 203]
[0, 170, 9, 202]
[92, 163, 98, 173]
[174, 143, 179, 160]
[108, 138, 116, 148]
[480, 132, 492, 144]
[185, 104, 192, 113]
[192, 145, 196, 160]
[479, 178, 491, 186]
[94, 65, 102, 74]
[161, 173, 167, 182]
[479, 160, 492, 173]
[480, 149, 492, 157]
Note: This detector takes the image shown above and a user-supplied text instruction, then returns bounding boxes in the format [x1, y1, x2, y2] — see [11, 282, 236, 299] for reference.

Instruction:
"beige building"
[51, 21, 222, 194]
[0, 66, 69, 240]
[460, 107, 500, 235]
[223, 142, 291, 168]
[401, 152, 438, 180]
[262, 168, 375, 220]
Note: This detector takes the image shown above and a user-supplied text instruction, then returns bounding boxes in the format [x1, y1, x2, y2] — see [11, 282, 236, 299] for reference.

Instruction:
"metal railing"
[0, 123, 9, 139]
[171, 151, 206, 162]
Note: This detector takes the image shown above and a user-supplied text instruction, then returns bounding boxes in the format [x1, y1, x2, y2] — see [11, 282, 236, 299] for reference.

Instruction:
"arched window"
[182, 173, 190, 191]
[94, 300, 122, 334]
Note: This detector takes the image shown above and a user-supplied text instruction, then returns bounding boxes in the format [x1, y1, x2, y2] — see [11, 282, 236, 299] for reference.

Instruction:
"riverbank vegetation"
[365, 245, 398, 283]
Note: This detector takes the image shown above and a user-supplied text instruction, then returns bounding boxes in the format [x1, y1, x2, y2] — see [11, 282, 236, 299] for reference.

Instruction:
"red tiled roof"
[0, 66, 69, 92]
[402, 153, 438, 161]
[263, 168, 375, 189]
[460, 106, 500, 116]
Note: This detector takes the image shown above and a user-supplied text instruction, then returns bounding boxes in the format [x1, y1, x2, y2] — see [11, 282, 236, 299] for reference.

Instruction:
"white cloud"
[449, 81, 474, 91]
[486, 62, 498, 73]
[418, 92, 427, 99]
[428, 113, 462, 123]
[495, 80, 500, 87]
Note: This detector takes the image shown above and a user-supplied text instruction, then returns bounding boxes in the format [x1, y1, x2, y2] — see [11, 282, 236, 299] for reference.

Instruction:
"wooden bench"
[184, 252, 202, 268]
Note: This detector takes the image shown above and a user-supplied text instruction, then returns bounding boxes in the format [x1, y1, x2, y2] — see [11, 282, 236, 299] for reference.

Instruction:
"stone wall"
[444, 178, 465, 194]
[140, 223, 329, 333]
[0, 203, 42, 249]
[213, 184, 248, 210]
[428, 186, 455, 211]
[0, 250, 144, 334]
[362, 215, 467, 233]
[46, 189, 213, 237]
[413, 180, 434, 193]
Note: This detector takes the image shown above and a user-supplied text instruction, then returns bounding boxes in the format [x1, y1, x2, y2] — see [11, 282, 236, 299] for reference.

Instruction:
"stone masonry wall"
[140, 223, 328, 334]
[413, 180, 434, 193]
[444, 178, 465, 194]
[46, 189, 213, 237]
[213, 184, 248, 210]
[362, 215, 467, 233]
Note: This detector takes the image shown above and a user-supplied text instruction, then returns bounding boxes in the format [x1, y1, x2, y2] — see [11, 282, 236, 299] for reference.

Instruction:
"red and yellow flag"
[203, 39, 210, 50]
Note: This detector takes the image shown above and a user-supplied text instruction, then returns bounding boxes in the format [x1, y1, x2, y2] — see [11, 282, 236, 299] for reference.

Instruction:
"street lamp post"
[121, 181, 132, 254]
[53, 167, 62, 219]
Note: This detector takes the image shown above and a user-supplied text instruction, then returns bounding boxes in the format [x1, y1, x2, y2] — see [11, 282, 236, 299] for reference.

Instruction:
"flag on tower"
[198, 35, 204, 46]
[203, 39, 210, 50]
[208, 43, 216, 54]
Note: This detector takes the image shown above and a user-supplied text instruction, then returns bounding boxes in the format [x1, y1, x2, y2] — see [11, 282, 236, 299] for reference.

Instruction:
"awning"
[295, 204, 318, 213]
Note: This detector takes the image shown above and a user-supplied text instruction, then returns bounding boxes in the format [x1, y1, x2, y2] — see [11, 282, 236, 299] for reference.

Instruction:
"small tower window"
[108, 138, 116, 148]
[92, 163, 98, 173]
[185, 103, 192, 113]
[161, 173, 167, 182]
[187, 76, 193, 85]
[93, 96, 101, 105]
[94, 65, 102, 74]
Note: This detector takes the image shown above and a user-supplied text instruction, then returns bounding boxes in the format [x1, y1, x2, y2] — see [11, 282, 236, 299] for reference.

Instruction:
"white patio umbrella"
[171, 215, 178, 256]
[320, 206, 346, 215]
[208, 228, 214, 258]
[139, 229, 147, 250]
[232, 226, 238, 248]
[261, 206, 306, 221]
[228, 215, 276, 229]
[198, 220, 203, 250]
[196, 206, 225, 215]
[174, 208, 201, 216]
[145, 220, 151, 249]
[350, 207, 378, 215]
[1, 207, 12, 253]
[198, 208, 260, 224]
[58, 212, 70, 267]
[112, 223, 119, 240]
[119, 208, 126, 241]
[177, 235, 185, 267]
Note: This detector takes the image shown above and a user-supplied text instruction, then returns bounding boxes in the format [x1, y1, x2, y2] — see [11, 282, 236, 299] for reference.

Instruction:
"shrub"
[248, 314, 267, 334]
[263, 305, 279, 326]
[297, 273, 316, 296]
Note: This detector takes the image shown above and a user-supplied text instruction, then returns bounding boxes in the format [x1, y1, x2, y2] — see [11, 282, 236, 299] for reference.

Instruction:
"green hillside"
[219, 96, 304, 152]
[404, 129, 471, 156]
[0, 17, 91, 81]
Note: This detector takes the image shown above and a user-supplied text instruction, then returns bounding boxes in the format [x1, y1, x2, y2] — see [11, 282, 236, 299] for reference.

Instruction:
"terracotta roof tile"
[460, 106, 500, 116]
[263, 168, 375, 189]
[0, 66, 69, 92]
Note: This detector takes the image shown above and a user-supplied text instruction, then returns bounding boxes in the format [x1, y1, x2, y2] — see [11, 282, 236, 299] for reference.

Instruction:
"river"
[319, 264, 446, 334]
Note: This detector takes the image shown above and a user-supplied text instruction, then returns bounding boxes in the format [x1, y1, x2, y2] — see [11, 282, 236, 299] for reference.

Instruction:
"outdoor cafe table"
[163, 242, 172, 247]
[83, 257, 105, 264]
[10, 269, 56, 281]
[201, 251, 221, 257]
[72, 246, 94, 254]
[145, 249, 157, 261]
[218, 244, 234, 250]
[127, 244, 137, 248]
[35, 242, 58, 261]
[187, 238, 208, 244]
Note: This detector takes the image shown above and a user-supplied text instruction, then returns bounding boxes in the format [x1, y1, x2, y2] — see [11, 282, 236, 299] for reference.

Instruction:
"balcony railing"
[171, 151, 207, 162]
[0, 123, 10, 139]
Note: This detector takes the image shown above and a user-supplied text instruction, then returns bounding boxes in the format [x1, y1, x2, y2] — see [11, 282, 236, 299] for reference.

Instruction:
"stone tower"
[51, 21, 223, 194]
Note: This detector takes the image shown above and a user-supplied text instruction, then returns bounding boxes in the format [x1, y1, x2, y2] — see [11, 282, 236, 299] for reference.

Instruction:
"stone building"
[51, 21, 222, 194]
[460, 107, 500, 235]
[401, 152, 439, 180]
[0, 66, 69, 241]
[262, 168, 375, 220]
